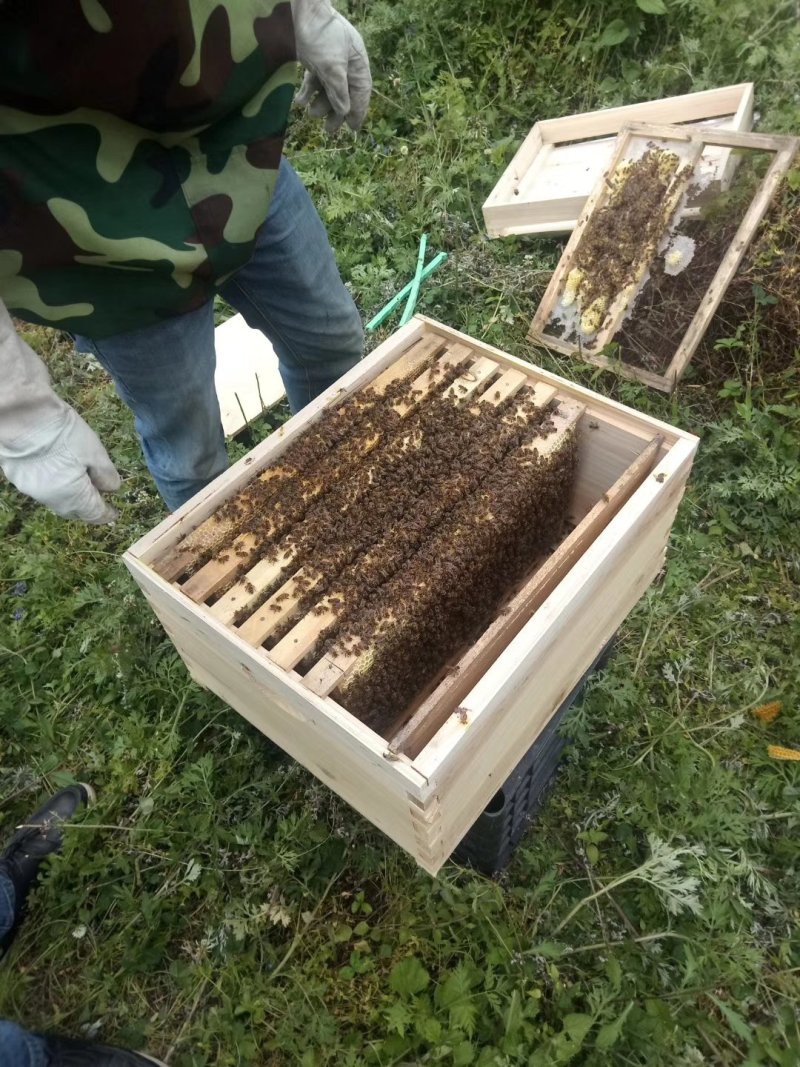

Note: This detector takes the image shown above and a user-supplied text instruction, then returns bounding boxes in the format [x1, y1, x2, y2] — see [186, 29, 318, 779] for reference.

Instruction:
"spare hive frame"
[482, 83, 755, 237]
[214, 313, 283, 437]
[125, 316, 698, 874]
[528, 123, 799, 392]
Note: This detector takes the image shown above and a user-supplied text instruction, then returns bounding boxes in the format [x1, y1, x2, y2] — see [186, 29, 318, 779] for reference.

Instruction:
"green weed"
[1, 1, 799, 1064]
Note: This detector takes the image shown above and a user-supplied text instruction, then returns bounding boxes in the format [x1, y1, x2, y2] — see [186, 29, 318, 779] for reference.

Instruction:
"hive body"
[125, 317, 698, 873]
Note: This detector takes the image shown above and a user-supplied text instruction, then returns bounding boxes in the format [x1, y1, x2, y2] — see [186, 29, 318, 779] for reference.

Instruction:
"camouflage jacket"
[0, 0, 295, 338]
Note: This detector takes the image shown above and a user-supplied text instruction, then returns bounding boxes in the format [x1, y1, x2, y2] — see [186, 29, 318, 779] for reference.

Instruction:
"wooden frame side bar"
[534, 332, 673, 391]
[622, 122, 797, 152]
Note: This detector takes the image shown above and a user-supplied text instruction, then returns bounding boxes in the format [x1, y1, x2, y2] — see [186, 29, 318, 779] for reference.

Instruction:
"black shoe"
[0, 783, 94, 956]
[43, 1034, 166, 1065]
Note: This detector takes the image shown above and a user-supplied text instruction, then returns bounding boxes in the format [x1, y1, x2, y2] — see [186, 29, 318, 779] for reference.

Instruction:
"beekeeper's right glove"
[292, 0, 372, 133]
[0, 301, 120, 523]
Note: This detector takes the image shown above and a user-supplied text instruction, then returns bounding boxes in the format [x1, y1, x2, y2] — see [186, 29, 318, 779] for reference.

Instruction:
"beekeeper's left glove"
[0, 301, 120, 523]
[292, 0, 372, 134]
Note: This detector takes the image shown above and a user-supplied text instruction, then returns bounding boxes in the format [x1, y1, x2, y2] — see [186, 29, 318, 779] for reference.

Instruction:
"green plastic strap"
[365, 251, 447, 331]
[399, 233, 429, 327]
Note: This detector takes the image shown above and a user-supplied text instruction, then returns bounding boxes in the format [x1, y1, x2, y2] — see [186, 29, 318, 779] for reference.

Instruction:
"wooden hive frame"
[125, 316, 698, 874]
[528, 123, 799, 392]
[482, 83, 755, 238]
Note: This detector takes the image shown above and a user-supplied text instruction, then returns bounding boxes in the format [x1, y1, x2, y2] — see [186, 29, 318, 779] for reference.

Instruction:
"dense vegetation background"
[1, 1, 798, 1063]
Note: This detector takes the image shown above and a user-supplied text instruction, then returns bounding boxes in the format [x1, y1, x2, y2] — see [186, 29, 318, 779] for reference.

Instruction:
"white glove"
[292, 0, 372, 133]
[0, 302, 120, 523]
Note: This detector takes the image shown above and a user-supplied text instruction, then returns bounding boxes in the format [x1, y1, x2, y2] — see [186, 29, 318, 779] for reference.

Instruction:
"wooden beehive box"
[124, 317, 698, 875]
[482, 83, 754, 237]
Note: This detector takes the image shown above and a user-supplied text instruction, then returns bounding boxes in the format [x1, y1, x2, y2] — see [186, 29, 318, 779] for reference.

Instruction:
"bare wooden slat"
[236, 568, 323, 646]
[391, 434, 663, 756]
[303, 655, 353, 698]
[480, 367, 528, 405]
[510, 381, 557, 412]
[154, 548, 200, 585]
[208, 550, 295, 626]
[624, 121, 794, 152]
[269, 597, 339, 670]
[179, 534, 259, 603]
[369, 335, 446, 394]
[443, 356, 500, 400]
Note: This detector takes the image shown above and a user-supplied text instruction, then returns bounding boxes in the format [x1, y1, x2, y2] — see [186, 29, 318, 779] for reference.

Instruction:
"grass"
[1, 1, 799, 1063]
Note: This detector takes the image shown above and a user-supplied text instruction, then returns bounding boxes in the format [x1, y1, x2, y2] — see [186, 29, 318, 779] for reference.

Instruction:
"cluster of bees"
[199, 352, 579, 735]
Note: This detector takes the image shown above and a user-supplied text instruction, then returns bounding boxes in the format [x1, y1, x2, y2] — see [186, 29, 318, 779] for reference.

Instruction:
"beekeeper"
[0, 0, 371, 520]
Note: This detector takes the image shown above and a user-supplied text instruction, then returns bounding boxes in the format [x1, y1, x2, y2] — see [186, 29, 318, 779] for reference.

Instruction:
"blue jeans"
[75, 158, 364, 511]
[0, 871, 48, 1067]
